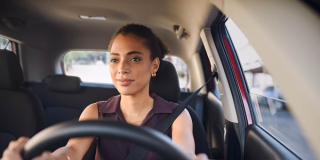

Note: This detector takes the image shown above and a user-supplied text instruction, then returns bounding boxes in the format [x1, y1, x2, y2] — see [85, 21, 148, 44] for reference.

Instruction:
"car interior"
[0, 0, 319, 160]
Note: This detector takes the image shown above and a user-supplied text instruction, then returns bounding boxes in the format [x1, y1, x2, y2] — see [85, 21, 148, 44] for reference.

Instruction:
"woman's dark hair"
[108, 23, 170, 60]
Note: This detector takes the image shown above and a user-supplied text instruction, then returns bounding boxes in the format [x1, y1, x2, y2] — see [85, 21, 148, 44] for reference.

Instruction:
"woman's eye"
[110, 59, 118, 63]
[131, 57, 141, 62]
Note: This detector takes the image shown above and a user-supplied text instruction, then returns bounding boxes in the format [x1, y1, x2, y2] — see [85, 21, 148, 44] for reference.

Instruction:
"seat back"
[29, 75, 119, 127]
[28, 75, 118, 159]
[0, 50, 45, 157]
[42, 75, 83, 127]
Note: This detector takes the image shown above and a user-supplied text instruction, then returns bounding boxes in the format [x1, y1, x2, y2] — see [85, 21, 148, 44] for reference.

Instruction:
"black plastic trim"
[211, 12, 246, 159]
[244, 125, 301, 160]
[222, 20, 258, 124]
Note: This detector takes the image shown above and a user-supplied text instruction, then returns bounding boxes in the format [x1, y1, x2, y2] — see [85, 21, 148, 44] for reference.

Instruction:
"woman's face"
[109, 34, 159, 96]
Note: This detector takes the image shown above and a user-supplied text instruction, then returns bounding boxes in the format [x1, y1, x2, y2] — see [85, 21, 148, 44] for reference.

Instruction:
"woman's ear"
[152, 58, 160, 74]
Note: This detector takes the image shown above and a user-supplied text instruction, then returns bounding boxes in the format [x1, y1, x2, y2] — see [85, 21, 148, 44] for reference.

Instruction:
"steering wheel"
[21, 120, 190, 160]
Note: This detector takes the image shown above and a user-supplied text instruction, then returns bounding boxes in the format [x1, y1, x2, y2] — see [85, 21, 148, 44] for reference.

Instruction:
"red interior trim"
[223, 38, 253, 125]
[11, 42, 16, 53]
[202, 52, 214, 90]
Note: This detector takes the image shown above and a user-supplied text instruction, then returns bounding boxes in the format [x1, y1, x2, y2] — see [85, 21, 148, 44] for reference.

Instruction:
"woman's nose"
[118, 69, 130, 74]
[118, 61, 130, 74]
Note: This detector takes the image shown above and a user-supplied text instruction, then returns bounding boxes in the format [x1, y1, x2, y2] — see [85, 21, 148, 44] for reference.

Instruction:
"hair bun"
[156, 36, 170, 59]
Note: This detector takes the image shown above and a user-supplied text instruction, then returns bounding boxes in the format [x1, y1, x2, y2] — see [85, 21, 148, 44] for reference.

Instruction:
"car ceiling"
[0, 0, 219, 61]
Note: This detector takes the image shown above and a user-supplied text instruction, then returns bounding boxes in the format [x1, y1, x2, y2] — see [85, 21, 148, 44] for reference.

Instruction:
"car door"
[201, 13, 317, 160]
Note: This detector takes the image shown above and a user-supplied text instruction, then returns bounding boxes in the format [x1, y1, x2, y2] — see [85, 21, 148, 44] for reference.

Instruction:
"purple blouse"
[95, 93, 178, 160]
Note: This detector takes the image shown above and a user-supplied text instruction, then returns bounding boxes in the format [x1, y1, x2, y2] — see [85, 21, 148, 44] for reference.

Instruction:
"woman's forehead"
[110, 34, 149, 54]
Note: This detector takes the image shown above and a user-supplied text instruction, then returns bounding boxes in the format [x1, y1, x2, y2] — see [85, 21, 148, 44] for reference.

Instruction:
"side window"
[0, 36, 9, 50]
[64, 51, 112, 84]
[163, 56, 189, 92]
[6, 42, 12, 51]
[0, 36, 15, 53]
[226, 19, 316, 160]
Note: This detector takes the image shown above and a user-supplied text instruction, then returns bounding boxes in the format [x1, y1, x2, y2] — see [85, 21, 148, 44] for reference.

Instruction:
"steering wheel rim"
[22, 120, 190, 160]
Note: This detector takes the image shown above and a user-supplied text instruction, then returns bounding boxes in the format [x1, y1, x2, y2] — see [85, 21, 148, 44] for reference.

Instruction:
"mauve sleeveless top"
[95, 93, 178, 160]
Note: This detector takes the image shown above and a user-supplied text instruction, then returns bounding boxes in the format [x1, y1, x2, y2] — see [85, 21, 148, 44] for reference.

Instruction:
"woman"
[1, 24, 209, 160]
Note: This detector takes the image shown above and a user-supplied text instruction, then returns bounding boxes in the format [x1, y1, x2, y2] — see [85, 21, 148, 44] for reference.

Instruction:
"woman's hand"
[1, 137, 29, 160]
[194, 153, 209, 160]
[1, 137, 66, 160]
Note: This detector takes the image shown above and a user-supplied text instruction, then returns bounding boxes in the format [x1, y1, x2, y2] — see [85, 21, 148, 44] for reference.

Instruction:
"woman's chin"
[115, 83, 149, 96]
[117, 88, 137, 96]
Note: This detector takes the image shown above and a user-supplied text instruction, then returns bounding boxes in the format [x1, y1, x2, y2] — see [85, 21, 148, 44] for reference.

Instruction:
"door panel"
[245, 126, 299, 160]
[204, 92, 224, 159]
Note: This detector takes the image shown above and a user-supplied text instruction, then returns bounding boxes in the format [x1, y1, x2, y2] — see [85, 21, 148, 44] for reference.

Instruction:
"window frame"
[222, 18, 308, 159]
[209, 14, 249, 158]
[222, 20, 256, 125]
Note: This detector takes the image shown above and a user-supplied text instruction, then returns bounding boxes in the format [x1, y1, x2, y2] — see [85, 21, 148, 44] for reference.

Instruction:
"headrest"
[0, 50, 24, 90]
[45, 75, 81, 93]
[150, 60, 180, 103]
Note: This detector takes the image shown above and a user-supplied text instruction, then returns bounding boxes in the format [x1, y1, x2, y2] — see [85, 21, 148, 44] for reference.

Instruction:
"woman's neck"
[120, 87, 154, 116]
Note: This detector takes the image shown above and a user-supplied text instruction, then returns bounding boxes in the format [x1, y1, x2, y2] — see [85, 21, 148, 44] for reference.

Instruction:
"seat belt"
[124, 67, 218, 160]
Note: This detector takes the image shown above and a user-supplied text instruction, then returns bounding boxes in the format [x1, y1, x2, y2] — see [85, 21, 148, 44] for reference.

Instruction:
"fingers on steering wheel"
[2, 137, 29, 160]
[194, 153, 208, 160]
[8, 137, 29, 151]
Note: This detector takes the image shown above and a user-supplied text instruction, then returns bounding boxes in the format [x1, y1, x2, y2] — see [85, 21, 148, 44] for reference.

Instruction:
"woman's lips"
[116, 79, 134, 86]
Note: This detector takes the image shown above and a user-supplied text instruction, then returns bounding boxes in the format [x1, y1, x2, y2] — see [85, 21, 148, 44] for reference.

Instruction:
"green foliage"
[177, 71, 185, 78]
[0, 37, 9, 49]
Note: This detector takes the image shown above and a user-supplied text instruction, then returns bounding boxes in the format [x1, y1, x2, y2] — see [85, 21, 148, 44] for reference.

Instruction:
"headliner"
[0, 0, 219, 61]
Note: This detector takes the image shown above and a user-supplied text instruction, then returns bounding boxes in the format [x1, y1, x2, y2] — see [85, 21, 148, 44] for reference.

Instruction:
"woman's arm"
[62, 103, 99, 159]
[172, 109, 196, 158]
[32, 103, 99, 160]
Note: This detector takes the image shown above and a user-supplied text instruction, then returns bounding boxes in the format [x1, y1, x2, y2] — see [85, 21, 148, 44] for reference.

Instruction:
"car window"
[6, 42, 12, 51]
[0, 36, 9, 50]
[226, 19, 316, 160]
[64, 51, 190, 90]
[64, 51, 112, 84]
[163, 56, 189, 91]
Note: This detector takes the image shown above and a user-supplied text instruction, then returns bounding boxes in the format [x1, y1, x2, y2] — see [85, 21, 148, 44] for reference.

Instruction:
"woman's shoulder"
[96, 95, 121, 113]
[79, 94, 120, 120]
[96, 95, 120, 105]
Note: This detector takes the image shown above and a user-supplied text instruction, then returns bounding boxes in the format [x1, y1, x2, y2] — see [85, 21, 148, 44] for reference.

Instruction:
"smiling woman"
[109, 33, 161, 95]
[35, 23, 198, 160]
